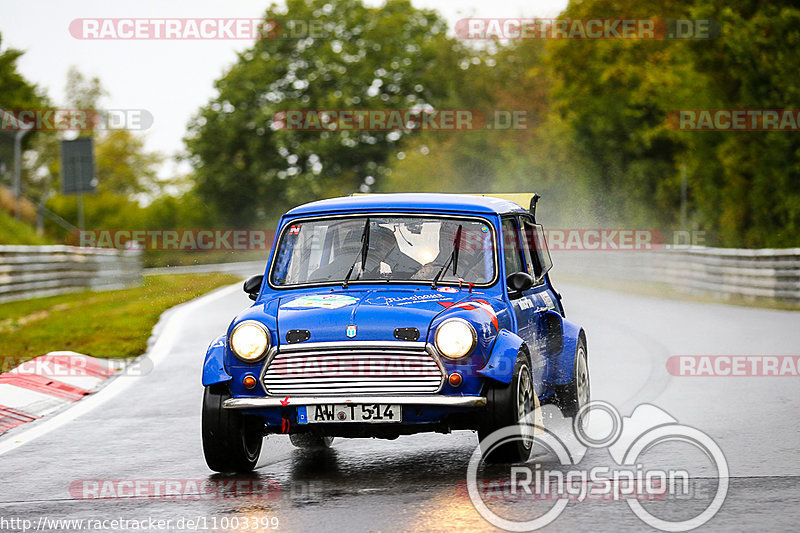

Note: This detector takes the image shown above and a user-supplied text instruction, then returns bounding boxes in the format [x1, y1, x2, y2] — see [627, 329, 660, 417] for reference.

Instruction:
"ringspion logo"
[468, 402, 728, 531]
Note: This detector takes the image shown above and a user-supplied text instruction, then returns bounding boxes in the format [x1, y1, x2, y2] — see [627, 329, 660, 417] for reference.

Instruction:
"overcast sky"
[0, 0, 567, 176]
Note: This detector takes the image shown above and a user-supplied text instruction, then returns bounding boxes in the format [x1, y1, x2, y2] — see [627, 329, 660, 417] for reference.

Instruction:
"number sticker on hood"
[284, 294, 359, 310]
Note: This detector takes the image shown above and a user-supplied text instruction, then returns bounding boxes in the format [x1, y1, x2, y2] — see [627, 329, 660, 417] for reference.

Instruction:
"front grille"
[262, 341, 444, 395]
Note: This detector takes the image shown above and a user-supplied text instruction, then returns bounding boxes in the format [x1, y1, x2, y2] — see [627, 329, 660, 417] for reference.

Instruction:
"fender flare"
[478, 329, 527, 385]
[202, 334, 232, 386]
[554, 319, 586, 386]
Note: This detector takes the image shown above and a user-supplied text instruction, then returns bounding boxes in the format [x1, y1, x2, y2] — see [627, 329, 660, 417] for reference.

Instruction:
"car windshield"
[270, 216, 496, 287]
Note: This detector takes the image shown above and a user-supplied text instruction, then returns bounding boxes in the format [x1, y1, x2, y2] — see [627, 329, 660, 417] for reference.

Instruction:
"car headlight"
[230, 321, 270, 362]
[435, 318, 477, 359]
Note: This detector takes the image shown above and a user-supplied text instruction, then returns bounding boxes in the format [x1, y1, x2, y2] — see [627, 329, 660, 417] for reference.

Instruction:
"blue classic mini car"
[201, 193, 589, 471]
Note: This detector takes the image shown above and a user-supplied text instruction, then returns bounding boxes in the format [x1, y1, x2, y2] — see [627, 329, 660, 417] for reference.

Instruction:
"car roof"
[285, 193, 529, 217]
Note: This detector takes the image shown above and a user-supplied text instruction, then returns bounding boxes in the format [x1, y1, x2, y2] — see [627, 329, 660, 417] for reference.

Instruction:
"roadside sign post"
[13, 130, 32, 219]
[60, 137, 97, 230]
[1, 111, 35, 220]
[680, 163, 688, 232]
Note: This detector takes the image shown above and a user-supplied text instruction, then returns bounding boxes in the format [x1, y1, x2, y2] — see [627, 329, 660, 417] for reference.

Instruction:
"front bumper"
[222, 395, 486, 409]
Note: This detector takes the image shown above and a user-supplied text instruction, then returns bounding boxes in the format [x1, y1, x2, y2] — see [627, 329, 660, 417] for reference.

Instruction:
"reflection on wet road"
[1, 282, 799, 531]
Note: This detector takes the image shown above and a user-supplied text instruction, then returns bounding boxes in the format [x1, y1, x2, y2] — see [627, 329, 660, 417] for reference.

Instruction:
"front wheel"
[554, 335, 589, 418]
[478, 350, 538, 463]
[202, 385, 263, 473]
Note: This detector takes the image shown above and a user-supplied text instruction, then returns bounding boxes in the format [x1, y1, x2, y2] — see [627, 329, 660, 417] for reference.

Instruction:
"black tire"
[554, 335, 589, 418]
[289, 434, 335, 449]
[202, 385, 263, 473]
[478, 350, 538, 463]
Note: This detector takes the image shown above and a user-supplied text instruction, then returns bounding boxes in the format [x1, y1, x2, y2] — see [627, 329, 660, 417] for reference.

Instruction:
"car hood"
[276, 288, 470, 343]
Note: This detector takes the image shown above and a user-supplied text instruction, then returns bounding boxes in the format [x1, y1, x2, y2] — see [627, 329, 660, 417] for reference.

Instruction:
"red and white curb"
[0, 282, 241, 456]
[0, 351, 124, 435]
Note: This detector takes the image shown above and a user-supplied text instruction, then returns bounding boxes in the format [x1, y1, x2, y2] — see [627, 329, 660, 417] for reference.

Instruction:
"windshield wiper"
[343, 218, 371, 288]
[431, 224, 463, 289]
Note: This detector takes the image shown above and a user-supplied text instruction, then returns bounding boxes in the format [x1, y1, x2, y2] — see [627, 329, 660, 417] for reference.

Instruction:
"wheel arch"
[554, 319, 586, 386]
[478, 329, 528, 385]
[202, 334, 232, 387]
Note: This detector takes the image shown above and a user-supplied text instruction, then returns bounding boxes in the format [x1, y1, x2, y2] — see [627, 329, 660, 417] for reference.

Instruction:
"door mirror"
[507, 271, 534, 296]
[243, 275, 263, 301]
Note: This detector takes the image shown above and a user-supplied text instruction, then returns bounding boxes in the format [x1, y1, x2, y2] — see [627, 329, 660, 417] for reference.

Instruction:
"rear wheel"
[555, 335, 589, 418]
[289, 434, 335, 449]
[478, 350, 538, 463]
[202, 385, 263, 473]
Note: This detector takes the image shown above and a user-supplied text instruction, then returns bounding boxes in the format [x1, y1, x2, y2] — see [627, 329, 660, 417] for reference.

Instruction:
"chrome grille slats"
[262, 341, 445, 395]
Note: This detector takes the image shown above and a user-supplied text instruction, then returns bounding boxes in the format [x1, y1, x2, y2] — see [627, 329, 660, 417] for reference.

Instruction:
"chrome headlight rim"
[434, 318, 477, 360]
[230, 320, 271, 362]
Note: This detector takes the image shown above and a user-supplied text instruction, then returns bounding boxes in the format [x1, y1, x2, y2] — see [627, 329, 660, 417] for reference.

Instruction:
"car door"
[501, 217, 546, 388]
[519, 214, 560, 392]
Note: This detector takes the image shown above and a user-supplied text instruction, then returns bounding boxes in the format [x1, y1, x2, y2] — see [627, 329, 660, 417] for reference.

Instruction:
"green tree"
[382, 38, 598, 227]
[41, 68, 167, 237]
[0, 32, 50, 202]
[542, 0, 800, 246]
[685, 1, 800, 246]
[186, 0, 468, 226]
[64, 66, 106, 114]
[545, 0, 701, 228]
[95, 129, 163, 196]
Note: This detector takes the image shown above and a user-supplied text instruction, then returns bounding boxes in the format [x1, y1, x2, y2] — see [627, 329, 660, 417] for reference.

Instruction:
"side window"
[501, 218, 525, 277]
[521, 216, 553, 282]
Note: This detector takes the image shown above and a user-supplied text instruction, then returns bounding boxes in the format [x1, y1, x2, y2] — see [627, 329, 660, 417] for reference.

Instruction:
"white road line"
[0, 282, 241, 456]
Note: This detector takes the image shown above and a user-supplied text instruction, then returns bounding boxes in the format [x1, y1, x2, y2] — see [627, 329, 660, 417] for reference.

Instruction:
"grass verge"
[0, 209, 53, 245]
[0, 273, 241, 363]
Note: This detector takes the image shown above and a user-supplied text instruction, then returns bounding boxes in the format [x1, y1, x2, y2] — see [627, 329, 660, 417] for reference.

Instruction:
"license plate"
[297, 404, 401, 424]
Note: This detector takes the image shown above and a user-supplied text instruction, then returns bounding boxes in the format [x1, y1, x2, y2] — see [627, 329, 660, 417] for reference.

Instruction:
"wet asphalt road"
[1, 280, 799, 532]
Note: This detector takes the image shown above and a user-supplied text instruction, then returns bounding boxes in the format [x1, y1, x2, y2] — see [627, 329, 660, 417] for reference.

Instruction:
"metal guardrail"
[4, 243, 796, 305]
[551, 246, 800, 303]
[143, 260, 264, 277]
[0, 245, 142, 303]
